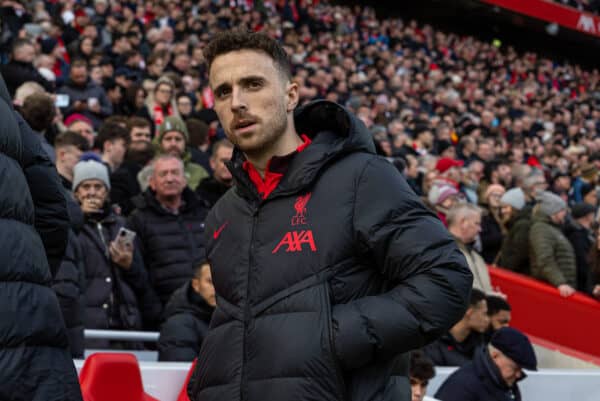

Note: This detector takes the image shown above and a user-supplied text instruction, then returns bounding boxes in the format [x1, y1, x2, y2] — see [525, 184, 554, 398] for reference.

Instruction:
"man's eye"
[216, 88, 231, 98]
[248, 80, 262, 89]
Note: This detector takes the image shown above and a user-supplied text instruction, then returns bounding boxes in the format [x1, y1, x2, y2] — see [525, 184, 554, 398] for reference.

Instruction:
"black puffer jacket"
[189, 101, 472, 401]
[128, 188, 208, 305]
[79, 207, 162, 344]
[158, 282, 214, 361]
[423, 332, 484, 367]
[0, 75, 81, 401]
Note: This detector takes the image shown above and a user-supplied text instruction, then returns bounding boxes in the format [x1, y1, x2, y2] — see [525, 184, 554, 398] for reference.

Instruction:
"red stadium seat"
[176, 358, 198, 401]
[79, 353, 159, 401]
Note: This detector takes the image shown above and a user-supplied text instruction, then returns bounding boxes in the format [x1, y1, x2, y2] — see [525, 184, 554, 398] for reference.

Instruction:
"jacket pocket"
[323, 282, 348, 401]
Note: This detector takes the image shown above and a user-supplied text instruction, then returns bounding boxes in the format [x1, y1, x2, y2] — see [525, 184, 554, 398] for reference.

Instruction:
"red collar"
[243, 134, 312, 199]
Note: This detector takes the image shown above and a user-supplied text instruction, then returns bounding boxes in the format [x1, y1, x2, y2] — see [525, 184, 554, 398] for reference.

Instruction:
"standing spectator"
[0, 38, 53, 96]
[96, 122, 130, 173]
[73, 160, 160, 344]
[144, 75, 179, 128]
[186, 118, 213, 173]
[435, 327, 537, 401]
[484, 295, 511, 342]
[529, 191, 577, 297]
[479, 184, 506, 264]
[423, 289, 489, 367]
[564, 203, 597, 293]
[128, 155, 208, 306]
[57, 58, 113, 129]
[155, 116, 209, 190]
[158, 260, 215, 361]
[64, 114, 96, 149]
[498, 188, 531, 273]
[410, 351, 436, 401]
[196, 139, 234, 208]
[55, 131, 90, 190]
[19, 91, 57, 162]
[0, 73, 81, 400]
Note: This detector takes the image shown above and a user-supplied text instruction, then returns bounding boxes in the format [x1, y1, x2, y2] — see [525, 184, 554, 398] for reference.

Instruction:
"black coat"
[480, 212, 503, 264]
[128, 188, 208, 305]
[110, 160, 143, 216]
[158, 282, 214, 361]
[0, 74, 81, 401]
[0, 60, 54, 96]
[196, 176, 232, 208]
[188, 101, 473, 401]
[423, 332, 484, 367]
[435, 346, 522, 401]
[78, 207, 162, 344]
[564, 220, 595, 293]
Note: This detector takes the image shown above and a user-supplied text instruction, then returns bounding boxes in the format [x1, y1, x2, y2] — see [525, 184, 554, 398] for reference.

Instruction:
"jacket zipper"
[96, 222, 115, 321]
[241, 209, 258, 401]
[324, 284, 347, 401]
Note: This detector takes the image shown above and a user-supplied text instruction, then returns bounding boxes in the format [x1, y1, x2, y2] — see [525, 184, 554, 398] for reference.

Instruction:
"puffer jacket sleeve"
[16, 113, 69, 276]
[331, 157, 473, 371]
[529, 222, 566, 286]
[158, 314, 204, 362]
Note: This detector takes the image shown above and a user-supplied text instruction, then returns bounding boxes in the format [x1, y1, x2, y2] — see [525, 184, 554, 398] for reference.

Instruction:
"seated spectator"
[196, 139, 234, 208]
[55, 131, 90, 190]
[447, 203, 500, 295]
[484, 295, 511, 342]
[73, 160, 160, 345]
[435, 327, 537, 401]
[479, 184, 506, 264]
[0, 38, 53, 97]
[423, 289, 488, 367]
[564, 203, 597, 293]
[410, 350, 436, 401]
[97, 122, 130, 173]
[155, 115, 209, 190]
[57, 58, 113, 129]
[498, 188, 531, 273]
[64, 113, 96, 149]
[128, 155, 208, 306]
[529, 191, 577, 297]
[158, 260, 215, 361]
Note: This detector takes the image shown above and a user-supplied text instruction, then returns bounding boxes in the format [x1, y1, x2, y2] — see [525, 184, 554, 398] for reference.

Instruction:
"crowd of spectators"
[552, 0, 600, 15]
[1, 0, 599, 398]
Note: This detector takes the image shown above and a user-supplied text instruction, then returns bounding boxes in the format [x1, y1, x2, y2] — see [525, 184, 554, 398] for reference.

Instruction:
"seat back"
[177, 359, 198, 401]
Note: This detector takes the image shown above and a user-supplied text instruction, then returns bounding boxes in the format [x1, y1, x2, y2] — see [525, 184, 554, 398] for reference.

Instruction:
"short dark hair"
[71, 58, 88, 69]
[186, 118, 209, 148]
[193, 260, 210, 277]
[211, 139, 234, 159]
[12, 38, 33, 54]
[486, 295, 511, 316]
[96, 122, 130, 151]
[127, 116, 151, 132]
[410, 350, 435, 382]
[470, 288, 487, 308]
[54, 131, 90, 151]
[203, 30, 291, 80]
[21, 93, 56, 132]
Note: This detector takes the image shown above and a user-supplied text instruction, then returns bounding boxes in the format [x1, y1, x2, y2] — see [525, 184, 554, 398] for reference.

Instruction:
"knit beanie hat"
[500, 188, 525, 210]
[484, 184, 506, 201]
[72, 160, 110, 191]
[157, 116, 189, 142]
[537, 191, 566, 217]
[429, 184, 460, 206]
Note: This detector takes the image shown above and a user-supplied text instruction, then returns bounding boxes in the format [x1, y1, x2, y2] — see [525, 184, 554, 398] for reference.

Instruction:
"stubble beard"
[235, 104, 289, 160]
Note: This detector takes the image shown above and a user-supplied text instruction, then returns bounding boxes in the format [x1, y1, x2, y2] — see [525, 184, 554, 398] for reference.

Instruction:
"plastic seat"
[176, 358, 198, 401]
[79, 352, 159, 401]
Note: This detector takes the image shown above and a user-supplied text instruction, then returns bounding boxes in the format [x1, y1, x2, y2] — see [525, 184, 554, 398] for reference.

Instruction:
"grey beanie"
[537, 191, 566, 217]
[73, 160, 111, 191]
[500, 188, 526, 210]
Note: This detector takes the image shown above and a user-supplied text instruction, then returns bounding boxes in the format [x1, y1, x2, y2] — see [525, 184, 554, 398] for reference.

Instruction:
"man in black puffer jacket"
[128, 155, 208, 307]
[158, 260, 215, 361]
[0, 74, 82, 400]
[188, 32, 472, 401]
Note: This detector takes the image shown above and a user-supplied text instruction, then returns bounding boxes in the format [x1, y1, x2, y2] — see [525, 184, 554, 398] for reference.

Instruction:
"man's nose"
[230, 86, 247, 112]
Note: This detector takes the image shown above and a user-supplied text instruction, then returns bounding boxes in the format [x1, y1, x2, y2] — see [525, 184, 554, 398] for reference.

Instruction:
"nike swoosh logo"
[213, 221, 229, 239]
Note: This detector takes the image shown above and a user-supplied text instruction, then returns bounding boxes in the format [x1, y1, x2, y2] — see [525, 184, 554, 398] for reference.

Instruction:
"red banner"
[489, 266, 600, 360]
[481, 0, 600, 37]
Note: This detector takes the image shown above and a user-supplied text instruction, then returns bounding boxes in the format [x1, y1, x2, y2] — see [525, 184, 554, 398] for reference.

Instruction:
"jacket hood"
[228, 100, 376, 200]
[162, 282, 213, 323]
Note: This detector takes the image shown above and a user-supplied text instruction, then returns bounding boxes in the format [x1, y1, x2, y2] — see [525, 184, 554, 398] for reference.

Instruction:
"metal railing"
[84, 329, 160, 342]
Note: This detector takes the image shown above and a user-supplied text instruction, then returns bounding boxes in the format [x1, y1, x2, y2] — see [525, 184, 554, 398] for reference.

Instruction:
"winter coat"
[188, 101, 473, 401]
[423, 332, 484, 367]
[185, 159, 210, 191]
[480, 211, 503, 264]
[57, 78, 113, 129]
[457, 240, 493, 294]
[78, 206, 162, 344]
[435, 346, 522, 401]
[196, 176, 232, 208]
[529, 210, 577, 287]
[128, 188, 208, 305]
[0, 60, 54, 96]
[498, 209, 531, 274]
[0, 74, 82, 401]
[110, 160, 143, 216]
[564, 219, 595, 293]
[158, 282, 214, 361]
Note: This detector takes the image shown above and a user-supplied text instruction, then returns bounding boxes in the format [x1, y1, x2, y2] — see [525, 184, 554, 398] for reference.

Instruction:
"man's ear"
[148, 175, 156, 191]
[286, 80, 299, 112]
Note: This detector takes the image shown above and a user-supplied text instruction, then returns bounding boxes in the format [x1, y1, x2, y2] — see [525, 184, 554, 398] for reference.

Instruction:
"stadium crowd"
[1, 0, 599, 399]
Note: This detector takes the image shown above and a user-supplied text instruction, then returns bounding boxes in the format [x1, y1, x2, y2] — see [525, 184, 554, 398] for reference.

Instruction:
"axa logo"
[577, 14, 596, 33]
[292, 192, 311, 226]
[272, 230, 317, 253]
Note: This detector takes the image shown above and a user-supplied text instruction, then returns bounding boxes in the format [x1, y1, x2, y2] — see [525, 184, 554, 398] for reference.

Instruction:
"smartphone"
[88, 97, 99, 108]
[116, 227, 136, 247]
[55, 94, 69, 107]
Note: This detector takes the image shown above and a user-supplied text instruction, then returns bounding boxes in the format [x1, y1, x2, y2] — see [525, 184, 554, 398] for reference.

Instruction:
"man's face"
[160, 131, 186, 158]
[192, 263, 216, 307]
[461, 212, 482, 243]
[478, 143, 494, 161]
[59, 145, 83, 175]
[210, 50, 298, 159]
[468, 300, 490, 333]
[492, 350, 523, 387]
[130, 126, 152, 151]
[75, 179, 108, 213]
[155, 83, 173, 106]
[410, 377, 427, 401]
[71, 65, 89, 85]
[552, 208, 567, 225]
[497, 164, 512, 185]
[489, 310, 511, 331]
[16, 44, 36, 64]
[105, 138, 127, 167]
[149, 158, 186, 198]
[210, 145, 234, 186]
[177, 96, 192, 116]
[70, 121, 95, 147]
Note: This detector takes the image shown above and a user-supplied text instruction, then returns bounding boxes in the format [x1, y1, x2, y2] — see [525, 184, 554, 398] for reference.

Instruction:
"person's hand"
[109, 240, 133, 270]
[80, 197, 103, 214]
[88, 102, 101, 114]
[593, 285, 600, 299]
[558, 284, 576, 298]
[73, 100, 87, 111]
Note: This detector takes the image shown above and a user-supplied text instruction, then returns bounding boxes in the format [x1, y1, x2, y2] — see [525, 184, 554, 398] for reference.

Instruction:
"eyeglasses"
[157, 88, 173, 95]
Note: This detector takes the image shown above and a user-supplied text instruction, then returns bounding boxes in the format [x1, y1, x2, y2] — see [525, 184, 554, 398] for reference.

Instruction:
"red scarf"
[153, 104, 173, 126]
